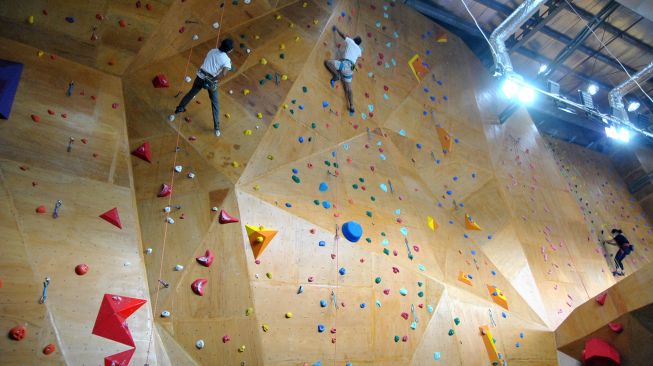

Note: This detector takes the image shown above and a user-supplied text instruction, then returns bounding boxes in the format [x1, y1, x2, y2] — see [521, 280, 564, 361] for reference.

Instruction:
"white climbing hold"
[192, 34, 199, 41]
[161, 310, 171, 317]
[212, 22, 220, 29]
[145, 248, 153, 254]
[168, 114, 175, 122]
[228, 89, 234, 95]
[187, 172, 195, 179]
[174, 165, 183, 173]
[166, 217, 175, 224]
[174, 264, 184, 271]
[195, 339, 205, 349]
[244, 0, 251, 4]
[185, 76, 192, 83]
[164, 206, 171, 213]
[211, 207, 218, 212]
[124, 262, 131, 267]
[246, 48, 251, 54]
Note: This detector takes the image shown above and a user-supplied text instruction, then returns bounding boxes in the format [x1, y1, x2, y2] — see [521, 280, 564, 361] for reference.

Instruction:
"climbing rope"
[144, 3, 228, 363]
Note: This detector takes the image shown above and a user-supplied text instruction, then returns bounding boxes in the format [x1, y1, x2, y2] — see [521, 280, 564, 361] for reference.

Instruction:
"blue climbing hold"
[322, 200, 331, 209]
[65, 16, 75, 23]
[453, 176, 458, 181]
[491, 270, 497, 276]
[299, 105, 304, 110]
[342, 221, 363, 243]
[339, 267, 346, 275]
[319, 182, 328, 192]
[471, 250, 476, 255]
[318, 324, 325, 332]
[322, 101, 329, 108]
[298, 136, 305, 143]
[292, 168, 299, 174]
[285, 203, 292, 208]
[319, 240, 326, 247]
[416, 143, 422, 149]
[320, 299, 327, 307]
[360, 303, 366, 308]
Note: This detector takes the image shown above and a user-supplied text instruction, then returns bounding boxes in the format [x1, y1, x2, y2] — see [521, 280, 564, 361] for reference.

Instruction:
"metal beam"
[508, 0, 566, 51]
[541, 1, 620, 78]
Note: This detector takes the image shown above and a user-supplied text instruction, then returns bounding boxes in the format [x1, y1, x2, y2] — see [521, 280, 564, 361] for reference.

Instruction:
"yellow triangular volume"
[427, 215, 438, 231]
[465, 214, 481, 231]
[246, 224, 278, 259]
[436, 127, 453, 154]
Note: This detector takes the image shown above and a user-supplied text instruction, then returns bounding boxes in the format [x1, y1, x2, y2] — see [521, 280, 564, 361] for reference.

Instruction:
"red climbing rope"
[144, 3, 228, 363]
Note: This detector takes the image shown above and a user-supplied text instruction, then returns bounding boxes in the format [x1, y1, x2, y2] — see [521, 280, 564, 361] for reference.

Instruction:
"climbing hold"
[36, 205, 46, 214]
[448, 329, 454, 336]
[608, 322, 623, 333]
[266, 272, 272, 279]
[161, 310, 170, 318]
[131, 142, 152, 163]
[75, 264, 89, 276]
[262, 324, 270, 332]
[318, 324, 325, 332]
[174, 264, 184, 271]
[245, 308, 254, 316]
[375, 277, 381, 284]
[256, 112, 263, 119]
[342, 221, 363, 243]
[243, 89, 250, 95]
[43, 343, 55, 355]
[487, 285, 509, 310]
[436, 127, 453, 153]
[218, 209, 239, 224]
[191, 278, 208, 296]
[158, 183, 172, 197]
[458, 271, 473, 286]
[292, 175, 301, 183]
[339, 267, 346, 275]
[245, 225, 278, 259]
[454, 318, 461, 325]
[9, 325, 27, 341]
[465, 214, 482, 230]
[152, 74, 169, 88]
[596, 291, 608, 306]
[99, 207, 123, 229]
[238, 345, 246, 353]
[195, 339, 205, 349]
[196, 249, 215, 267]
[285, 312, 293, 318]
[260, 58, 268, 65]
[479, 325, 500, 364]
[222, 335, 231, 343]
[320, 299, 327, 307]
[65, 16, 75, 23]
[399, 288, 408, 296]
[31, 114, 41, 122]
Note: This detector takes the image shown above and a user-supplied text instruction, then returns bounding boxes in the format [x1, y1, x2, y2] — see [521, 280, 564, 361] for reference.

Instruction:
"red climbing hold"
[131, 141, 152, 163]
[191, 278, 208, 296]
[92, 294, 147, 347]
[158, 183, 172, 197]
[608, 322, 624, 333]
[36, 205, 46, 214]
[43, 343, 56, 355]
[196, 249, 215, 267]
[596, 291, 608, 306]
[118, 19, 126, 28]
[104, 348, 135, 366]
[9, 325, 27, 341]
[75, 264, 89, 276]
[582, 338, 620, 366]
[99, 207, 123, 229]
[218, 209, 240, 224]
[31, 114, 41, 122]
[152, 74, 170, 88]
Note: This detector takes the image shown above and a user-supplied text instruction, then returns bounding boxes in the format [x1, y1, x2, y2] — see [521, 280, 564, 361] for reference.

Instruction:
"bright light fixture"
[587, 84, 599, 96]
[538, 64, 548, 73]
[502, 78, 519, 99]
[518, 85, 536, 104]
[627, 101, 641, 112]
[605, 125, 631, 142]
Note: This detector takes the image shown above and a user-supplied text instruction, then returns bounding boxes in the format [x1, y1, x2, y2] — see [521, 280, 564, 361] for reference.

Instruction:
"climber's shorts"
[335, 59, 354, 82]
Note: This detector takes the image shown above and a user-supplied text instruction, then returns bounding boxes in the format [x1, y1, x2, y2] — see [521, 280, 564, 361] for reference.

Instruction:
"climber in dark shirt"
[604, 228, 634, 276]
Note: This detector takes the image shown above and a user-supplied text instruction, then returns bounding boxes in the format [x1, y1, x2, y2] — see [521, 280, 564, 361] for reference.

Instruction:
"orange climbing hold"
[99, 207, 122, 229]
[458, 271, 473, 286]
[487, 285, 509, 310]
[436, 127, 453, 154]
[246, 224, 278, 259]
[465, 214, 481, 230]
[131, 142, 152, 163]
[479, 325, 500, 365]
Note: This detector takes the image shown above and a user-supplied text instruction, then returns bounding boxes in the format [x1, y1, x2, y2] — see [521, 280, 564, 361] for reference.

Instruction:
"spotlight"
[538, 64, 548, 74]
[502, 78, 518, 99]
[587, 84, 598, 96]
[605, 125, 630, 142]
[627, 101, 641, 112]
[518, 85, 536, 104]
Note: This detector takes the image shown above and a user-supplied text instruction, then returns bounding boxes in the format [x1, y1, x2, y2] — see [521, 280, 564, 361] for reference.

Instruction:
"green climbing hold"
[375, 277, 381, 284]
[302, 86, 308, 93]
[311, 122, 317, 128]
[291, 99, 297, 104]
[273, 123, 280, 128]
[265, 74, 273, 80]
[370, 196, 376, 201]
[383, 248, 390, 255]
[366, 211, 372, 217]
[290, 109, 295, 114]
[394, 335, 400, 342]
[381, 232, 386, 236]
[359, 177, 365, 183]
[365, 237, 372, 243]
[313, 200, 320, 205]
[454, 317, 460, 325]
[279, 53, 285, 59]
[259, 79, 266, 85]
[333, 162, 339, 168]
[418, 291, 424, 297]
[324, 161, 331, 166]
[292, 175, 301, 183]
[417, 281, 423, 287]
[448, 329, 454, 336]
[352, 184, 359, 189]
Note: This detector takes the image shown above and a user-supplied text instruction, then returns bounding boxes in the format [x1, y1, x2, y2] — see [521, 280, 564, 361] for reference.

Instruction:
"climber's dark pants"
[177, 75, 220, 131]
[614, 246, 632, 271]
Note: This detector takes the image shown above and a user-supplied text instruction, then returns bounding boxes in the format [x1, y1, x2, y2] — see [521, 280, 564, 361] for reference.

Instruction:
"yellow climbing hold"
[256, 112, 263, 119]
[224, 113, 231, 119]
[37, 50, 44, 57]
[243, 89, 251, 96]
[245, 307, 254, 316]
[254, 34, 260, 40]
[281, 74, 288, 81]
[279, 43, 285, 50]
[267, 155, 274, 160]
[256, 235, 264, 243]
[302, 2, 308, 7]
[238, 345, 246, 353]
[232, 161, 240, 168]
[244, 129, 252, 135]
[295, 36, 301, 42]
[427, 216, 438, 231]
[285, 312, 293, 318]
[27, 15, 35, 25]
[275, 14, 282, 20]
[253, 184, 260, 191]
[262, 324, 269, 332]
[260, 57, 268, 65]
[282, 103, 288, 109]
[288, 22, 294, 28]
[313, 19, 319, 25]
[266, 272, 272, 279]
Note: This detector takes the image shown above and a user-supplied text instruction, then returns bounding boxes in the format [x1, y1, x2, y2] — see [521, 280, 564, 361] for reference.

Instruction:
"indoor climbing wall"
[546, 137, 653, 276]
[0, 39, 158, 364]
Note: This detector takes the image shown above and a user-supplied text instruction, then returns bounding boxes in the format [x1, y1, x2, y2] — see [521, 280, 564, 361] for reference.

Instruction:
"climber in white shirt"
[173, 38, 234, 137]
[325, 26, 362, 114]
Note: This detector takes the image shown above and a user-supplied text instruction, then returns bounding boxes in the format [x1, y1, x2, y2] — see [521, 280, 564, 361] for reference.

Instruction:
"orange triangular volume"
[465, 214, 481, 231]
[245, 224, 277, 259]
[408, 54, 429, 82]
[436, 127, 453, 154]
[458, 271, 473, 286]
[104, 348, 135, 366]
[131, 142, 152, 163]
[100, 208, 122, 229]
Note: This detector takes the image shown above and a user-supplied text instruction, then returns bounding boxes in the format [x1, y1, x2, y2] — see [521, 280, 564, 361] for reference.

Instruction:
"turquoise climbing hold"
[342, 221, 363, 243]
[399, 288, 407, 296]
[427, 305, 434, 313]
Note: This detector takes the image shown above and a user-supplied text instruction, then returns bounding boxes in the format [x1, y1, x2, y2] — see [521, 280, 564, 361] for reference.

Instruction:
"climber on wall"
[604, 228, 634, 276]
[171, 38, 234, 137]
[325, 26, 362, 115]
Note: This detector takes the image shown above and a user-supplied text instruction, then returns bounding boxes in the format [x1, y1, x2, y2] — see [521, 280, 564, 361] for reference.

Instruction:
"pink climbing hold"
[111, 103, 119, 109]
[222, 335, 231, 343]
[191, 278, 208, 296]
[400, 312, 409, 320]
[596, 291, 608, 306]
[196, 249, 215, 267]
[99, 207, 122, 229]
[218, 209, 239, 224]
[131, 142, 152, 163]
[608, 322, 623, 333]
[158, 183, 172, 197]
[152, 74, 169, 88]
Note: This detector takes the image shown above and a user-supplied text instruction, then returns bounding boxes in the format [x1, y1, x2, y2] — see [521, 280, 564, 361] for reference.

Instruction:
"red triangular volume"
[104, 348, 135, 366]
[92, 294, 147, 347]
[131, 142, 151, 163]
[100, 208, 122, 229]
[218, 209, 240, 224]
